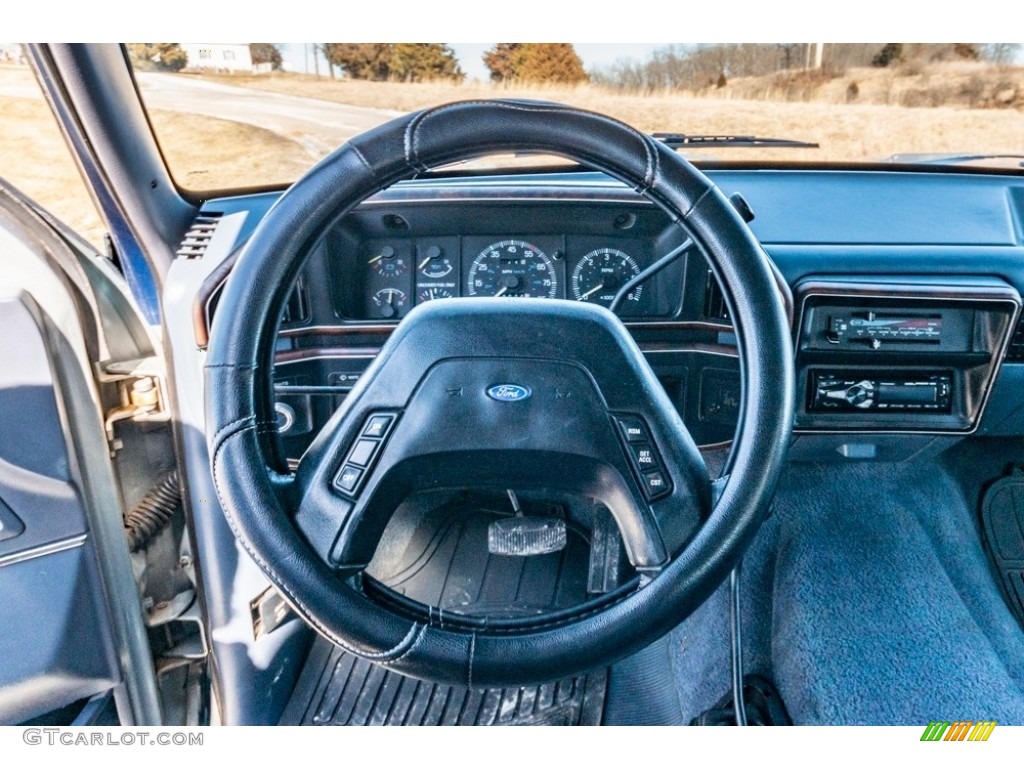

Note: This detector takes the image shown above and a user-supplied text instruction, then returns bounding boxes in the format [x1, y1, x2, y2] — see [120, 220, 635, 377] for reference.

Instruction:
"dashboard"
[181, 168, 1024, 464]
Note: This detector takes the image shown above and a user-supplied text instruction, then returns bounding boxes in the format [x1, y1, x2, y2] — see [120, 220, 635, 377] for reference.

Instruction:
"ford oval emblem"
[487, 384, 531, 402]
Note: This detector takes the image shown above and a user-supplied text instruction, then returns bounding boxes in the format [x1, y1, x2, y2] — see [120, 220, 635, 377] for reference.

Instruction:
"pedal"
[690, 675, 792, 726]
[488, 516, 566, 556]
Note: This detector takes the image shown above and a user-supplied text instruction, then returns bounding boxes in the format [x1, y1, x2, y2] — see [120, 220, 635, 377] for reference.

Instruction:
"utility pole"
[805, 42, 825, 69]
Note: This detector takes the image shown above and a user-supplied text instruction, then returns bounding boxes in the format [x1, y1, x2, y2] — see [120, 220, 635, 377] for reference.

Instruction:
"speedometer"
[467, 240, 557, 298]
[571, 248, 641, 308]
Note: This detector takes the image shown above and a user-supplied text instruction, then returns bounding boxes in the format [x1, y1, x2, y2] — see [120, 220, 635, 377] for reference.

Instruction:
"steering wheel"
[206, 100, 794, 687]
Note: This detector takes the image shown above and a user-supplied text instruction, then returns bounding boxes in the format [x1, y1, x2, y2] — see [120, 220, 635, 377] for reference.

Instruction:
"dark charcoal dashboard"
[185, 169, 1024, 464]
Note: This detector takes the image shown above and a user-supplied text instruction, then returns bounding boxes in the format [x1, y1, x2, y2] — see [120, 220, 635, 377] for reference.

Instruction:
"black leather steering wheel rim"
[206, 99, 794, 687]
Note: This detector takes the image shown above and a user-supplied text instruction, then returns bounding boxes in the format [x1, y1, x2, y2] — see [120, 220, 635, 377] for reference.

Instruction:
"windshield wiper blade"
[652, 133, 819, 149]
[886, 152, 1024, 168]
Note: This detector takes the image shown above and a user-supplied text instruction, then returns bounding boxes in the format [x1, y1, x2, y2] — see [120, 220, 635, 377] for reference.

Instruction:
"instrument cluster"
[336, 233, 684, 321]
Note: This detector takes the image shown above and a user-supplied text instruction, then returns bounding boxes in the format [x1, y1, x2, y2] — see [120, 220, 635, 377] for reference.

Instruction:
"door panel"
[0, 192, 161, 725]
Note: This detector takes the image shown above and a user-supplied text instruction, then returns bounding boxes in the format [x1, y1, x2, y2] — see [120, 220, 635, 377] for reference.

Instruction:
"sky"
[279, 44, 669, 80]
[6, 1, 1019, 58]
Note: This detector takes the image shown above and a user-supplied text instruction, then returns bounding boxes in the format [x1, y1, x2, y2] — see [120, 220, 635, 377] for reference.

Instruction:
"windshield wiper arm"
[652, 133, 819, 149]
[886, 152, 1024, 167]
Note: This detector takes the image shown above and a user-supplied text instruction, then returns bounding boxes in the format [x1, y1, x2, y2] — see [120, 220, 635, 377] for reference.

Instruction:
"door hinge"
[97, 357, 169, 455]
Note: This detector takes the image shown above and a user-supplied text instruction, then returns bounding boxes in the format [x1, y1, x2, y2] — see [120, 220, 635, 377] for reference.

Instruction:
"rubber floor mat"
[280, 500, 607, 725]
[370, 504, 590, 618]
[280, 637, 607, 726]
[980, 467, 1024, 629]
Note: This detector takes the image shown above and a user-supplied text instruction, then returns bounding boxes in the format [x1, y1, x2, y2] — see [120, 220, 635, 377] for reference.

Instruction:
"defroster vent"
[175, 213, 223, 259]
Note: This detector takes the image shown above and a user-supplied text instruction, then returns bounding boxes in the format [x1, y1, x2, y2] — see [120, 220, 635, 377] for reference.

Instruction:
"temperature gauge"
[371, 288, 408, 319]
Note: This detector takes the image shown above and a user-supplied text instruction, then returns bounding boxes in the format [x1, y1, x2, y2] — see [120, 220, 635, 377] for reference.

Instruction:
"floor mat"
[280, 637, 607, 726]
[672, 459, 1024, 725]
[370, 503, 590, 618]
[980, 468, 1024, 629]
[280, 500, 607, 725]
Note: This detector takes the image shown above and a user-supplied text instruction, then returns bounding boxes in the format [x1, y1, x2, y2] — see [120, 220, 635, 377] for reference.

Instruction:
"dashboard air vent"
[703, 269, 730, 321]
[175, 213, 223, 259]
[281, 278, 310, 325]
[1006, 316, 1024, 362]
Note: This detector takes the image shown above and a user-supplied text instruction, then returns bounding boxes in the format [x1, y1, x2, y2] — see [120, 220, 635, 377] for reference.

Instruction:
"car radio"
[792, 278, 1020, 433]
[810, 372, 952, 413]
[825, 312, 942, 348]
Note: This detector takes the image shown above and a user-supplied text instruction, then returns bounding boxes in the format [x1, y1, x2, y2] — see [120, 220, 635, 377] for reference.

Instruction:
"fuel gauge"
[417, 287, 454, 303]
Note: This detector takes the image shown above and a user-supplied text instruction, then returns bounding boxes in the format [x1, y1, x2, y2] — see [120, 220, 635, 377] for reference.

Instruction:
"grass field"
[0, 66, 313, 248]
[203, 70, 1024, 165]
[2, 62, 1021, 251]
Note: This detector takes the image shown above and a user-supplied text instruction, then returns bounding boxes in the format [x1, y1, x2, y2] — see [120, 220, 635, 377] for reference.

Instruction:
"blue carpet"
[671, 455, 1024, 725]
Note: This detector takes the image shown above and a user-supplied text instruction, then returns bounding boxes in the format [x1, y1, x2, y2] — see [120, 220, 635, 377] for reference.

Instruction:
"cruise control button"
[336, 465, 362, 493]
[348, 439, 378, 467]
[617, 417, 648, 443]
[629, 442, 658, 469]
[363, 414, 392, 438]
[642, 469, 670, 499]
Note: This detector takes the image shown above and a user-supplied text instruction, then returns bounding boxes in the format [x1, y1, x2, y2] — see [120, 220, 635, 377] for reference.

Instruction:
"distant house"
[0, 44, 26, 64]
[181, 44, 254, 73]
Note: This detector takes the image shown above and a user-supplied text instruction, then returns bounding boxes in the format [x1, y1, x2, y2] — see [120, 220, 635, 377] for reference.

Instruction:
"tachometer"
[571, 248, 641, 308]
[467, 240, 557, 298]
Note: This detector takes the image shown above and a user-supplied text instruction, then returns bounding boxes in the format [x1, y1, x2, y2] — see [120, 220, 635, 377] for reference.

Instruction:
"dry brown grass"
[147, 109, 315, 190]
[2, 62, 1022, 255]
[0, 66, 314, 247]
[0, 73, 107, 246]
[201, 70, 1024, 165]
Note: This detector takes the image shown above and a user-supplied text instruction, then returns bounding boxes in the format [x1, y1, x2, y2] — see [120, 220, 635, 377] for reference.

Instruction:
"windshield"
[127, 43, 1023, 190]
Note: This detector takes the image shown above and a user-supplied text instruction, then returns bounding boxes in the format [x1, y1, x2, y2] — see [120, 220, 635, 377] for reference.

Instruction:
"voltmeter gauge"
[368, 245, 409, 278]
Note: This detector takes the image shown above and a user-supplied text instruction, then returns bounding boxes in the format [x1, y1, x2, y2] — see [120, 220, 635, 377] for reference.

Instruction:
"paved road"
[135, 73, 401, 156]
[0, 70, 399, 158]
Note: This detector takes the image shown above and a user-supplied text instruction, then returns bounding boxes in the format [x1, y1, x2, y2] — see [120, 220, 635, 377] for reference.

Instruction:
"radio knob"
[846, 380, 875, 408]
